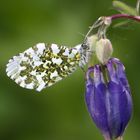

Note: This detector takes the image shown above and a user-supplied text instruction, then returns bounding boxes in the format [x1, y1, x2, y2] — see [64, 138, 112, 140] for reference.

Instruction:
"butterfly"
[6, 17, 104, 92]
[6, 43, 90, 91]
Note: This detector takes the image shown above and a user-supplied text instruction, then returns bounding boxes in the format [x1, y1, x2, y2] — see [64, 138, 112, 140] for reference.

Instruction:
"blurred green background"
[0, 0, 140, 140]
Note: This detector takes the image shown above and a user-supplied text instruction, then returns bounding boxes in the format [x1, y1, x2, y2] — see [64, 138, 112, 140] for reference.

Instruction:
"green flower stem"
[103, 135, 111, 140]
[115, 137, 123, 140]
[104, 136, 123, 140]
[136, 0, 140, 15]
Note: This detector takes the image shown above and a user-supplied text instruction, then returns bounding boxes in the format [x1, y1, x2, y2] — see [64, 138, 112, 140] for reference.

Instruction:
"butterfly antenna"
[84, 17, 104, 42]
[77, 32, 86, 38]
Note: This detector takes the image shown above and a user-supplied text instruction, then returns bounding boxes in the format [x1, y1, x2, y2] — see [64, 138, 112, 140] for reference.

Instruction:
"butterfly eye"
[81, 43, 89, 50]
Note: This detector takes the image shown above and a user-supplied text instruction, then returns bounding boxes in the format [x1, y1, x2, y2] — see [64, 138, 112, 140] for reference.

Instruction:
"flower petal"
[86, 66, 111, 139]
[85, 58, 133, 140]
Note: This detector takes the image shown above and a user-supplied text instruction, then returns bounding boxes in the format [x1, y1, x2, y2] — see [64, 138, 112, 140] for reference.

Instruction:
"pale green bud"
[95, 38, 113, 64]
[87, 35, 98, 52]
[86, 35, 98, 66]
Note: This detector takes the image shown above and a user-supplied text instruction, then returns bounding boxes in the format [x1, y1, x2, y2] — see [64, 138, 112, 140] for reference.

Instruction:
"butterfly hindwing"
[6, 43, 83, 91]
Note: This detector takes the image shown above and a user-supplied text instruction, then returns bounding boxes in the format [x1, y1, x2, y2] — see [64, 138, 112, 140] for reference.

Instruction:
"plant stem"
[103, 135, 111, 140]
[136, 0, 140, 15]
[109, 14, 140, 22]
[115, 136, 123, 140]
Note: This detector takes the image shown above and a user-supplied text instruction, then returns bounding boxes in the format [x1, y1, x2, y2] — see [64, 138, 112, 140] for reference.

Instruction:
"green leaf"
[112, 0, 138, 16]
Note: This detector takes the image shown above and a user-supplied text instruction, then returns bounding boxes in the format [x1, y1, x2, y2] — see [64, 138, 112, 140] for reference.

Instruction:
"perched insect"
[6, 18, 106, 91]
[6, 43, 89, 91]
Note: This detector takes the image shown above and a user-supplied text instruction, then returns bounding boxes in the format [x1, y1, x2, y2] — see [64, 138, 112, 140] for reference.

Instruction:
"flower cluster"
[81, 10, 136, 139]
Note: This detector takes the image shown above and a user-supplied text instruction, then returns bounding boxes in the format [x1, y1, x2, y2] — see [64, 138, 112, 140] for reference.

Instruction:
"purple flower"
[85, 58, 133, 140]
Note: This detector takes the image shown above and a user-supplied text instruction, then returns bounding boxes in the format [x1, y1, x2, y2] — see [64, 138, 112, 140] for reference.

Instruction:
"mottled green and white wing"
[6, 43, 84, 91]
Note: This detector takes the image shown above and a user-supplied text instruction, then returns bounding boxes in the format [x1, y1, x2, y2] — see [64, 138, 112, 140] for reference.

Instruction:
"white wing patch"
[6, 43, 85, 91]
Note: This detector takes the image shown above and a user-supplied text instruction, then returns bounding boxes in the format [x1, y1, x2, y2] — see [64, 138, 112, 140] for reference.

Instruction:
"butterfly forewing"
[6, 43, 83, 91]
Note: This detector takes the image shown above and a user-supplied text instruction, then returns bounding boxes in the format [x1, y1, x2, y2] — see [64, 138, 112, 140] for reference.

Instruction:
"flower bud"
[85, 35, 98, 66]
[85, 58, 132, 140]
[87, 35, 98, 52]
[96, 39, 113, 64]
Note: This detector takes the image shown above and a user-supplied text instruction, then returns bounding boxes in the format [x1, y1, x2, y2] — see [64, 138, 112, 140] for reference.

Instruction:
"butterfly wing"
[6, 43, 83, 91]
